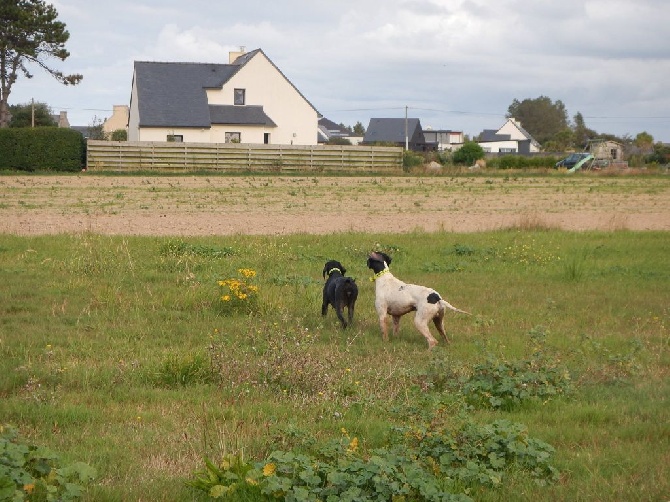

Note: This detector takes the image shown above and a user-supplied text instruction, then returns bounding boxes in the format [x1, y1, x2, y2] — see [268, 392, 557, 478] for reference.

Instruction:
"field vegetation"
[1, 224, 668, 500]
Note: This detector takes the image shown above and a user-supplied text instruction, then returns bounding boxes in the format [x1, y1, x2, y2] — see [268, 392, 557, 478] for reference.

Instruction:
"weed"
[0, 424, 96, 501]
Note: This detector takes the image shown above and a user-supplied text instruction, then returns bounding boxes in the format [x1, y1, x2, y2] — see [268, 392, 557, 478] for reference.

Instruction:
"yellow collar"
[370, 268, 390, 281]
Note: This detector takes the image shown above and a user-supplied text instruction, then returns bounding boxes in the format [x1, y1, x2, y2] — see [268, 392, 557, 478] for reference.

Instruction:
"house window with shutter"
[234, 89, 245, 105]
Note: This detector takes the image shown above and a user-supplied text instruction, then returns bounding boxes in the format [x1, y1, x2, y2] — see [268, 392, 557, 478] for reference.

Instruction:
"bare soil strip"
[1, 175, 668, 235]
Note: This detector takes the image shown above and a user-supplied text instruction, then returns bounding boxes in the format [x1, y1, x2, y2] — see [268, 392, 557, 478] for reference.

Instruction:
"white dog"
[367, 251, 470, 349]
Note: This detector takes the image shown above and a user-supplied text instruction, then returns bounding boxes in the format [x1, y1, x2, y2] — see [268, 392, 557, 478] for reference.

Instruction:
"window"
[167, 134, 183, 142]
[264, 133, 270, 144]
[225, 132, 241, 143]
[234, 88, 245, 105]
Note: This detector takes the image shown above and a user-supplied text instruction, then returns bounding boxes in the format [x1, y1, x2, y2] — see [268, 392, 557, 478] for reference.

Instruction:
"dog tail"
[342, 278, 358, 298]
[440, 299, 471, 315]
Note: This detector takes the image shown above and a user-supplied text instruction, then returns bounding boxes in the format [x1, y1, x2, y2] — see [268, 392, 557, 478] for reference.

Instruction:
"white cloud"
[7, 0, 670, 140]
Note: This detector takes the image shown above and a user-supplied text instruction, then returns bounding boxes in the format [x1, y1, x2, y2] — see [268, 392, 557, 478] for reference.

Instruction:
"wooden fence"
[86, 141, 403, 172]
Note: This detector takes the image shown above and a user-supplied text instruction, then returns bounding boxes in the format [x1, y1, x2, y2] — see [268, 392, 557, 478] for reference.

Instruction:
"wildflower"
[23, 484, 35, 494]
[263, 463, 276, 476]
[348, 437, 359, 453]
[222, 295, 231, 302]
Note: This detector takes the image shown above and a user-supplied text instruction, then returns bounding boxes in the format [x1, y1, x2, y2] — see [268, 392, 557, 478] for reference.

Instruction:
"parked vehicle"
[555, 153, 593, 170]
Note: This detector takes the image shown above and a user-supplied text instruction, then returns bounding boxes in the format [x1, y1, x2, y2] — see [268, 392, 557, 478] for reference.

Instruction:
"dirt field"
[0, 174, 668, 235]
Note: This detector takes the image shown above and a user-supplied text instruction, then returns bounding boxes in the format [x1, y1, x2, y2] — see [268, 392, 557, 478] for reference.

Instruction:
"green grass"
[0, 230, 668, 500]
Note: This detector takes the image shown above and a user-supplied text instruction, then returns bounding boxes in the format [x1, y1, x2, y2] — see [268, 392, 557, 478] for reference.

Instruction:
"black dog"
[321, 260, 358, 328]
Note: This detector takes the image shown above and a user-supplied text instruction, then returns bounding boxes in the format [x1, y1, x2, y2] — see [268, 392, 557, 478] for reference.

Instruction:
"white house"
[477, 118, 541, 153]
[128, 49, 319, 145]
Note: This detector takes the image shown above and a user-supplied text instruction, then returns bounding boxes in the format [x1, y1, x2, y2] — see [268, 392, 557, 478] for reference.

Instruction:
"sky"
[9, 0, 670, 142]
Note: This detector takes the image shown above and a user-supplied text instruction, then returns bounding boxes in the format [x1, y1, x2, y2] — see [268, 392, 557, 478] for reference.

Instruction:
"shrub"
[0, 424, 96, 501]
[110, 129, 128, 141]
[403, 150, 425, 171]
[453, 142, 484, 165]
[0, 127, 85, 171]
[188, 419, 559, 500]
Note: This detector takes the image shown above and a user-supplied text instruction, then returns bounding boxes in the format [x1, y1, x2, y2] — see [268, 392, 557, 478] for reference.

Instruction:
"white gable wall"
[207, 51, 318, 145]
[497, 119, 526, 140]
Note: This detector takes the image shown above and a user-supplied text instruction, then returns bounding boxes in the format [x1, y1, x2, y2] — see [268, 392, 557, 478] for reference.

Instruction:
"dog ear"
[322, 263, 329, 279]
[340, 265, 347, 275]
[380, 252, 392, 265]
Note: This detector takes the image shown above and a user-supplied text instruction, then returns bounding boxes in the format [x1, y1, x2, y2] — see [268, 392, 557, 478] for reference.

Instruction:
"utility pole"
[31, 98, 35, 128]
[405, 106, 408, 151]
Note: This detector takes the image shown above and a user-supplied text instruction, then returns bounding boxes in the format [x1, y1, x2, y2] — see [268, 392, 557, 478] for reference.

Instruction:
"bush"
[453, 142, 485, 165]
[0, 127, 85, 171]
[110, 129, 127, 141]
[0, 424, 96, 501]
[188, 419, 559, 501]
[403, 150, 425, 171]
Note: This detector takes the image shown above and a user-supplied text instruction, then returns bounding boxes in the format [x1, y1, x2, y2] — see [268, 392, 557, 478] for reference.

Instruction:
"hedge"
[0, 127, 85, 171]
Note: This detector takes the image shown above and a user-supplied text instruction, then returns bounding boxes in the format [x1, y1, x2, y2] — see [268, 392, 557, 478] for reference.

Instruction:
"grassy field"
[1, 219, 669, 498]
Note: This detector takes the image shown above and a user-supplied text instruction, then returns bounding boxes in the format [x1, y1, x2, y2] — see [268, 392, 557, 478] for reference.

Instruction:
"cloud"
[8, 0, 670, 139]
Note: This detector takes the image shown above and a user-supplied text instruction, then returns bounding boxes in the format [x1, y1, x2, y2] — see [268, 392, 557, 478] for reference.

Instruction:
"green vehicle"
[555, 152, 594, 172]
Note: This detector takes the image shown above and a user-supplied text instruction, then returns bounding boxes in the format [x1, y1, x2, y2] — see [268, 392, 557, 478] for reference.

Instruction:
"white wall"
[208, 51, 318, 146]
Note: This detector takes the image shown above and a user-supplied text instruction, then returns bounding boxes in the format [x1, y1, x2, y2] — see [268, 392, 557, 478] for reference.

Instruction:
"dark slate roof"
[479, 129, 511, 142]
[318, 117, 349, 137]
[363, 118, 422, 143]
[134, 61, 239, 127]
[209, 105, 276, 126]
[133, 48, 317, 128]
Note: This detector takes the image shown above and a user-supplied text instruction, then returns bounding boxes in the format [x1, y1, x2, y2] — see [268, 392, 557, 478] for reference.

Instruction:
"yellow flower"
[23, 484, 35, 494]
[263, 463, 276, 476]
[348, 437, 359, 452]
[222, 295, 231, 302]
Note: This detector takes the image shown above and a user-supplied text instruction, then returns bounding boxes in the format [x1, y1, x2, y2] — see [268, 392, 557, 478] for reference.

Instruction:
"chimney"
[228, 46, 246, 63]
[58, 111, 70, 128]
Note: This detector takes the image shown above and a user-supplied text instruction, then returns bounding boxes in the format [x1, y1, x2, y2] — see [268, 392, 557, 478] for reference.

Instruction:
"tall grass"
[0, 230, 668, 500]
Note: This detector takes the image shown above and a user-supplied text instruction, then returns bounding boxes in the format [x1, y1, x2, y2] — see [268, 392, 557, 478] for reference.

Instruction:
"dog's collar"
[327, 267, 342, 276]
[370, 268, 390, 281]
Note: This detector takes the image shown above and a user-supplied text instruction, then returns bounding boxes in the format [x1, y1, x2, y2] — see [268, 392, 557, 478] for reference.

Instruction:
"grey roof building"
[363, 118, 430, 151]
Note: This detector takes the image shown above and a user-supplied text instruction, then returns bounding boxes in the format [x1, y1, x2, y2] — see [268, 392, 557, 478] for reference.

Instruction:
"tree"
[506, 96, 568, 145]
[0, 0, 82, 128]
[634, 131, 654, 154]
[86, 115, 106, 140]
[9, 100, 56, 127]
[453, 141, 485, 165]
[572, 112, 597, 149]
[352, 121, 366, 135]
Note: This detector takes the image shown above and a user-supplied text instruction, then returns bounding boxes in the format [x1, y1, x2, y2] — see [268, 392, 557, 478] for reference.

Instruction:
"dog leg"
[321, 292, 329, 317]
[378, 314, 389, 341]
[414, 315, 439, 349]
[433, 315, 450, 343]
[336, 303, 347, 328]
[347, 302, 355, 326]
[392, 315, 401, 337]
